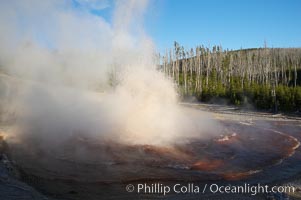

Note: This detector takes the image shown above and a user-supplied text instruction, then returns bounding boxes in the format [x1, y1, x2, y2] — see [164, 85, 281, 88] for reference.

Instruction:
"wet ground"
[2, 104, 301, 200]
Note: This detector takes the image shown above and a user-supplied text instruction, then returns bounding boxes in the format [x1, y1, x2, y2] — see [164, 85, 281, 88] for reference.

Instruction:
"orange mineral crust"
[190, 160, 224, 171]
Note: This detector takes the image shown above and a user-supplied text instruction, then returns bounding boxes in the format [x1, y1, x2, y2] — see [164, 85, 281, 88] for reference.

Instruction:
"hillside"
[158, 43, 301, 112]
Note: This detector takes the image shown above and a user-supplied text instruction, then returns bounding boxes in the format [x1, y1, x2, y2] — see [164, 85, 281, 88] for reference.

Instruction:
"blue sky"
[146, 0, 301, 52]
[81, 0, 301, 52]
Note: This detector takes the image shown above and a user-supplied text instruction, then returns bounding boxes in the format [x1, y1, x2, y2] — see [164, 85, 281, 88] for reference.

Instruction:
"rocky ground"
[0, 134, 55, 200]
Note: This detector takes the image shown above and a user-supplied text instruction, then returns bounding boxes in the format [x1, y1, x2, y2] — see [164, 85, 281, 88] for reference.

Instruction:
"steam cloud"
[0, 0, 219, 148]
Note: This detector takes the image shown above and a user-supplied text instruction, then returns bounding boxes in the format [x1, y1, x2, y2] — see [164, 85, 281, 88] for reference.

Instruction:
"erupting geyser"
[0, 0, 218, 147]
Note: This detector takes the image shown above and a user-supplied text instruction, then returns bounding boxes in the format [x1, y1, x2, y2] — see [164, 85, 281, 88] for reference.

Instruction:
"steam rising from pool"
[0, 0, 219, 148]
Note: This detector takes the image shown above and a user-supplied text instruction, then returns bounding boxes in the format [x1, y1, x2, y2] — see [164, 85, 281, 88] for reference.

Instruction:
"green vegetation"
[158, 42, 301, 112]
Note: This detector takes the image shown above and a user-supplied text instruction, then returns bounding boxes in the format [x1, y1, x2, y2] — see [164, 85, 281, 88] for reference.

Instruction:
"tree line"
[157, 42, 301, 112]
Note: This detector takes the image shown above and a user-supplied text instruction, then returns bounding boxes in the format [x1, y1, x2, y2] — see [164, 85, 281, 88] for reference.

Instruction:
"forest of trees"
[157, 42, 301, 112]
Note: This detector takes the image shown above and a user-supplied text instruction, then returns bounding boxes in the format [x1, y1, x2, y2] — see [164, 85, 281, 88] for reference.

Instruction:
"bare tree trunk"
[294, 60, 298, 87]
[206, 49, 210, 88]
